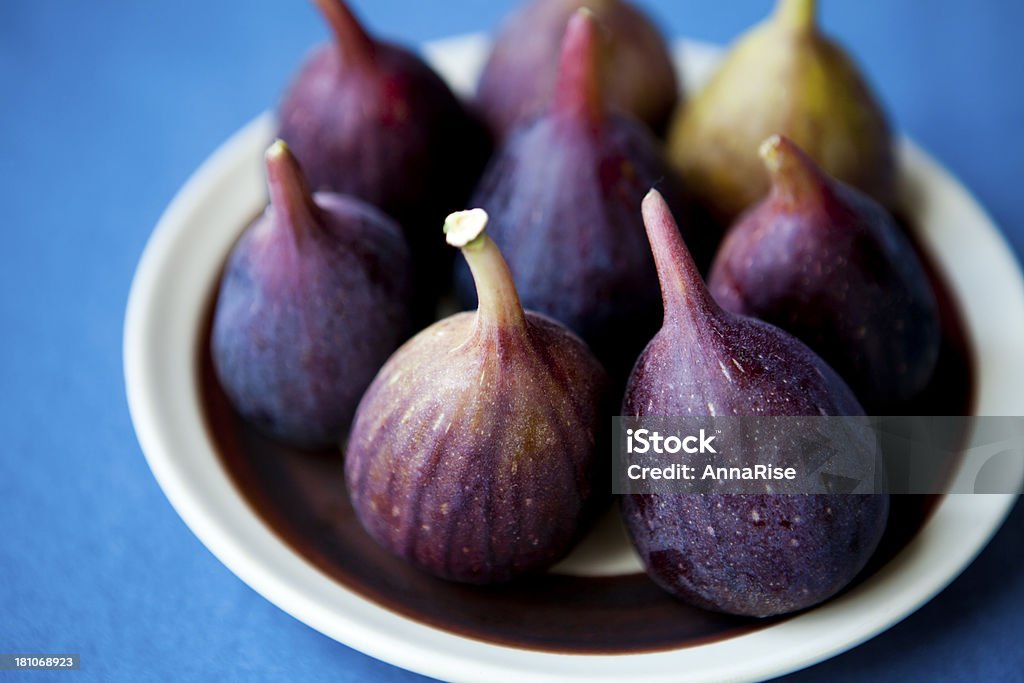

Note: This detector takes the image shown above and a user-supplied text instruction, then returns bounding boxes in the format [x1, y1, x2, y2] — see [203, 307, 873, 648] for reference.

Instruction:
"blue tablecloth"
[2, 1, 1021, 680]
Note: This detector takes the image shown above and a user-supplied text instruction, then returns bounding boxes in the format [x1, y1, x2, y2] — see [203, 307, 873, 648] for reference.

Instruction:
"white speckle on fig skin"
[620, 191, 888, 618]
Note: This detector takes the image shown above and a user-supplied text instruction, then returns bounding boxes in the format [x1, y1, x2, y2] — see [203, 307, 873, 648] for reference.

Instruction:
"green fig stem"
[265, 140, 320, 237]
[774, 0, 817, 32]
[314, 0, 376, 67]
[641, 189, 718, 323]
[445, 209, 527, 330]
[760, 134, 827, 208]
[551, 8, 603, 126]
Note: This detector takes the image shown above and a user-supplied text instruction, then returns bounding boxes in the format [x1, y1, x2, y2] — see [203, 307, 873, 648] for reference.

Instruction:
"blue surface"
[1, 1, 1022, 680]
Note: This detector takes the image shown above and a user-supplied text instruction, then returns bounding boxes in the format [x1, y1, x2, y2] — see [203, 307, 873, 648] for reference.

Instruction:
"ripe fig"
[211, 141, 412, 449]
[475, 0, 679, 138]
[621, 190, 888, 618]
[709, 136, 940, 410]
[456, 9, 688, 386]
[668, 0, 896, 228]
[345, 209, 608, 584]
[277, 0, 491, 308]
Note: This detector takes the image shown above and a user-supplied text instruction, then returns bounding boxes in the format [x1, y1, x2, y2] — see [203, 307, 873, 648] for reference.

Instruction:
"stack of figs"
[209, 0, 942, 616]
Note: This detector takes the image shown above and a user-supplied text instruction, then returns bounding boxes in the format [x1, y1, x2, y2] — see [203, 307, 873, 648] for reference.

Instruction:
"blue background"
[2, 1, 1022, 680]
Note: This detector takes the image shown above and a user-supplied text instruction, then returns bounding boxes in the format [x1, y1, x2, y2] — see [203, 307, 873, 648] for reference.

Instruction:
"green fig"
[668, 0, 896, 228]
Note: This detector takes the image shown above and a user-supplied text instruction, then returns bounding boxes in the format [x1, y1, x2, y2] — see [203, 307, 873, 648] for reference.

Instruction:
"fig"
[345, 209, 608, 584]
[620, 190, 888, 618]
[456, 9, 687, 386]
[211, 140, 412, 449]
[475, 0, 679, 138]
[709, 136, 940, 410]
[668, 0, 896, 228]
[277, 0, 491, 307]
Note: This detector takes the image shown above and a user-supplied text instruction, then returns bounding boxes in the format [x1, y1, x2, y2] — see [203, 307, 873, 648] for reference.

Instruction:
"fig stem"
[551, 8, 603, 126]
[445, 209, 527, 330]
[760, 134, 827, 208]
[265, 140, 320, 237]
[313, 0, 376, 67]
[774, 0, 817, 31]
[641, 190, 718, 323]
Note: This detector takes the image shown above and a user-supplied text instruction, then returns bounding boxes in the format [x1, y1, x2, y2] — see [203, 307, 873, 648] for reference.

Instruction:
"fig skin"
[475, 0, 679, 138]
[709, 136, 940, 411]
[457, 10, 689, 387]
[211, 141, 412, 450]
[668, 0, 896, 229]
[621, 190, 888, 618]
[277, 0, 492, 307]
[345, 210, 609, 584]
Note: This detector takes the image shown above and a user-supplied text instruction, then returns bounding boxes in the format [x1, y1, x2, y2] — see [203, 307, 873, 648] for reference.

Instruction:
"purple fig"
[709, 136, 940, 410]
[476, 0, 680, 138]
[345, 209, 608, 584]
[620, 190, 888, 617]
[211, 141, 413, 449]
[457, 10, 688, 385]
[668, 0, 896, 228]
[277, 0, 492, 306]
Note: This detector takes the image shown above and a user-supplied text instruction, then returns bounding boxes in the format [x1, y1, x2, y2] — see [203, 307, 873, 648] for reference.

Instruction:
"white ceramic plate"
[124, 36, 1024, 682]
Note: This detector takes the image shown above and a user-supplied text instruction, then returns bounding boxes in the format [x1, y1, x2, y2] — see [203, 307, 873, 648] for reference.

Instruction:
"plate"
[124, 36, 1024, 682]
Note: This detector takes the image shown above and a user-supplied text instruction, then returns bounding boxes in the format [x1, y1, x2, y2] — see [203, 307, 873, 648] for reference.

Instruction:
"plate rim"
[124, 35, 1023, 683]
